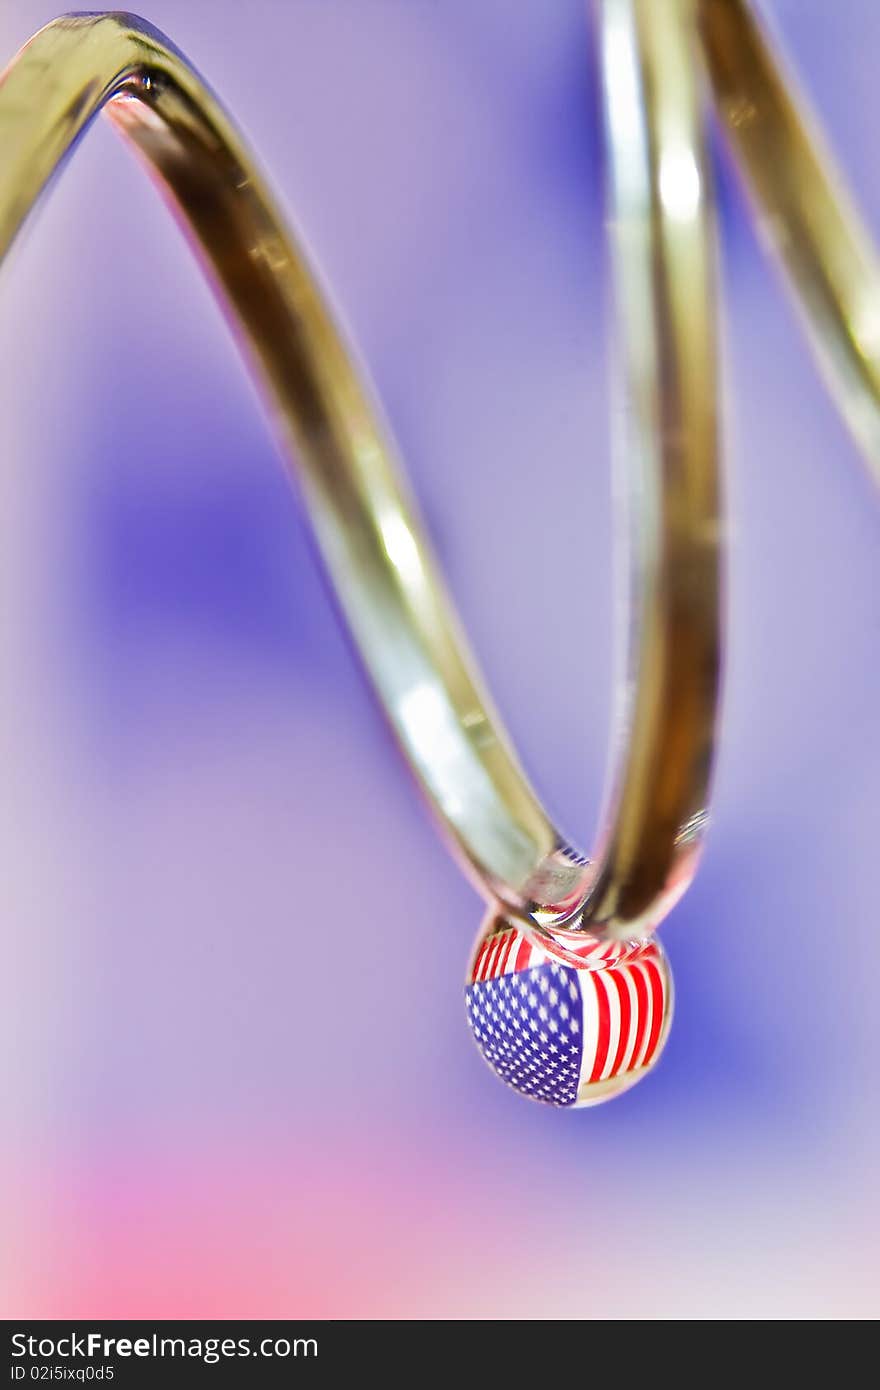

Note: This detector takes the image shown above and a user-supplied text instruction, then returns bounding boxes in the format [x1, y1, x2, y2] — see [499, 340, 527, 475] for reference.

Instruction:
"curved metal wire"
[700, 0, 880, 479]
[0, 6, 722, 946]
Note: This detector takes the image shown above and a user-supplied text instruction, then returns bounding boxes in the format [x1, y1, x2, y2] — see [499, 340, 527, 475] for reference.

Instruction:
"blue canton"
[465, 960, 583, 1106]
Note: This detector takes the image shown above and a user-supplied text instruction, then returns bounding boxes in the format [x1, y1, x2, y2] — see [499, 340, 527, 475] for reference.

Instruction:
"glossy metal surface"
[583, 0, 720, 941]
[700, 0, 880, 478]
[0, 7, 722, 944]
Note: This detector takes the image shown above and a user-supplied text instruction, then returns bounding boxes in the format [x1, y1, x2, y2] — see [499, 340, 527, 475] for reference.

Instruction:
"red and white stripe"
[576, 946, 669, 1092]
[468, 923, 647, 983]
[468, 925, 671, 1102]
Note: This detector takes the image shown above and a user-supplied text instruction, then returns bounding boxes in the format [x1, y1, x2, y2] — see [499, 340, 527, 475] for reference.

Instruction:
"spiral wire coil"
[1, 2, 877, 1105]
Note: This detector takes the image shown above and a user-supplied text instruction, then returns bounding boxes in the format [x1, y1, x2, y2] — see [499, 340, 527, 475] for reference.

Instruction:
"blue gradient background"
[1, 0, 878, 1318]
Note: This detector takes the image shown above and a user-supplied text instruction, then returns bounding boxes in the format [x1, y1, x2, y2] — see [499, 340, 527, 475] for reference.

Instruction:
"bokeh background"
[1, 0, 878, 1319]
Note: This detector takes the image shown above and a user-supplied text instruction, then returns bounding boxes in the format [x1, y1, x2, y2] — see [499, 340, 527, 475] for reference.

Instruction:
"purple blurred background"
[1, 0, 878, 1317]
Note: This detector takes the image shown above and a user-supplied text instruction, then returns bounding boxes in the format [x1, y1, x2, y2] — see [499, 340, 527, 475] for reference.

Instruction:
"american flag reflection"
[465, 919, 673, 1107]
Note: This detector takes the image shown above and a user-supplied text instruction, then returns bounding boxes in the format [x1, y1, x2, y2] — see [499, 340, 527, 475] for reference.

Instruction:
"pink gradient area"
[7, 1137, 488, 1319]
[3, 1134, 586, 1320]
[4, 1127, 878, 1319]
